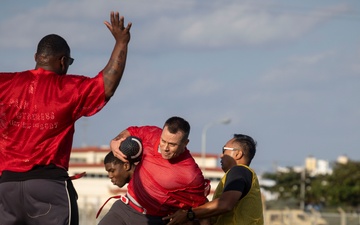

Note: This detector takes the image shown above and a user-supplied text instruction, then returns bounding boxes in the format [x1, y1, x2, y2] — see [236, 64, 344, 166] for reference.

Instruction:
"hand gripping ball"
[119, 136, 143, 162]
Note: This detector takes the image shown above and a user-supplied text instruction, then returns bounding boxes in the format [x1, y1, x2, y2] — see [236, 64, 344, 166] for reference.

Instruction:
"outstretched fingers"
[104, 11, 131, 41]
[112, 11, 120, 27]
[124, 22, 132, 32]
[104, 11, 118, 31]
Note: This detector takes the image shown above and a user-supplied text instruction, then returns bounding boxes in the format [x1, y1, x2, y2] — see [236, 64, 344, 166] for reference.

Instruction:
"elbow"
[102, 69, 122, 101]
[226, 205, 234, 212]
[222, 205, 234, 213]
[104, 89, 115, 101]
[218, 201, 235, 213]
[105, 93, 113, 101]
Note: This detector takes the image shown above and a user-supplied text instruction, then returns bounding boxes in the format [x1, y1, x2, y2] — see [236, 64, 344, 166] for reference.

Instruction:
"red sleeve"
[69, 71, 107, 120]
[127, 126, 161, 154]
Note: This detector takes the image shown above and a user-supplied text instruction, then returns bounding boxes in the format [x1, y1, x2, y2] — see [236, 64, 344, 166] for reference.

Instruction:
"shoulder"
[0, 71, 29, 79]
[227, 165, 253, 179]
[127, 126, 161, 135]
[58, 71, 104, 85]
[232, 165, 252, 172]
[0, 72, 18, 76]
[0, 72, 16, 82]
[176, 150, 203, 175]
[0, 71, 34, 88]
[127, 126, 162, 148]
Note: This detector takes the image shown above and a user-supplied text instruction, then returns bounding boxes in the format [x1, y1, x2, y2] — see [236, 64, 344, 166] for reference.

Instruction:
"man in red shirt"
[0, 11, 131, 225]
[100, 116, 210, 225]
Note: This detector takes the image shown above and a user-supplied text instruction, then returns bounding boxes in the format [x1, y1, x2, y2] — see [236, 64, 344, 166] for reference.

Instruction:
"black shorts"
[0, 179, 78, 225]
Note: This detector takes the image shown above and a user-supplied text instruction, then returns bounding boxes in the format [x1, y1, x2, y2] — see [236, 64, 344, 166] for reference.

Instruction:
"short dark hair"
[163, 116, 190, 141]
[104, 151, 123, 165]
[36, 34, 70, 57]
[233, 134, 257, 164]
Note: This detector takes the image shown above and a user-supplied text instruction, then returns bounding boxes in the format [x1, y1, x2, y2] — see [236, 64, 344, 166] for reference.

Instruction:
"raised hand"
[104, 11, 132, 44]
[102, 11, 132, 100]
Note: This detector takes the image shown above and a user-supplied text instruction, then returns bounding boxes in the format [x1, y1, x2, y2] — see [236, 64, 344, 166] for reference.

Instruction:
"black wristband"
[187, 208, 196, 221]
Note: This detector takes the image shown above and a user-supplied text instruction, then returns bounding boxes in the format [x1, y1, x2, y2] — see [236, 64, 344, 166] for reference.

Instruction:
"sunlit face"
[104, 162, 129, 188]
[220, 139, 241, 172]
[159, 126, 188, 160]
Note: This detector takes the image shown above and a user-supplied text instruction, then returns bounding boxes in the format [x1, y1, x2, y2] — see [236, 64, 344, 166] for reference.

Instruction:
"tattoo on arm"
[103, 50, 127, 100]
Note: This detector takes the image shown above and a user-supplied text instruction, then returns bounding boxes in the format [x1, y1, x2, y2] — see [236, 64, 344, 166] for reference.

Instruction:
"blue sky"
[1, 0, 360, 174]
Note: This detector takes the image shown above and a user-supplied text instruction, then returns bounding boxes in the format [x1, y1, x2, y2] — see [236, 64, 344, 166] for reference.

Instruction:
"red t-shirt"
[0, 68, 106, 175]
[127, 126, 208, 216]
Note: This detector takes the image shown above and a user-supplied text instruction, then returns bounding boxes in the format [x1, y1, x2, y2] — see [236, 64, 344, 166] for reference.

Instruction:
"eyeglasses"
[66, 56, 74, 65]
[60, 56, 74, 65]
[222, 147, 241, 154]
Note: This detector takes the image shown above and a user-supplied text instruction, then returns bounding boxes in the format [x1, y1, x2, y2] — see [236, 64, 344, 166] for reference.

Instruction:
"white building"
[304, 156, 332, 176]
[336, 155, 349, 164]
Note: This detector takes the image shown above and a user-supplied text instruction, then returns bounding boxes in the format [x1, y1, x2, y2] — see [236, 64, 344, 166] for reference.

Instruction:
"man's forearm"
[102, 11, 132, 101]
[103, 43, 128, 100]
[113, 129, 130, 141]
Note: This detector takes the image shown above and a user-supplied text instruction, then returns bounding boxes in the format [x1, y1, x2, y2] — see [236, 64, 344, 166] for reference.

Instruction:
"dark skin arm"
[110, 129, 131, 162]
[163, 190, 241, 225]
[103, 11, 132, 101]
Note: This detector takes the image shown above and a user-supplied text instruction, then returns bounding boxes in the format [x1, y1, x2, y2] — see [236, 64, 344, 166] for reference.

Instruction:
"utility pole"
[300, 168, 306, 210]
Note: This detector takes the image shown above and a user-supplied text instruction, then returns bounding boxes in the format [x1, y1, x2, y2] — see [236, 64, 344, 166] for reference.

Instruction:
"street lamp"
[300, 168, 306, 211]
[201, 118, 231, 173]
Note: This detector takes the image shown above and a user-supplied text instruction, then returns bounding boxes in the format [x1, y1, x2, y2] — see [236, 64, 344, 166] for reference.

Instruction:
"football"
[119, 136, 143, 162]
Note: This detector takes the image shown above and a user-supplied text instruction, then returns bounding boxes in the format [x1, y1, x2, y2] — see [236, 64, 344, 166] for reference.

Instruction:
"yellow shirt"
[212, 164, 264, 225]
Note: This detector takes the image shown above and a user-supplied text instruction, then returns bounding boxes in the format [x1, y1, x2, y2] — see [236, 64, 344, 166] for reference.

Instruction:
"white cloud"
[176, 2, 351, 48]
[0, 1, 351, 52]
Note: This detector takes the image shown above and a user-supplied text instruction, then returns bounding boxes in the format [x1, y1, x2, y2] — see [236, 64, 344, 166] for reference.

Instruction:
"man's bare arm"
[164, 191, 242, 225]
[103, 11, 132, 101]
[110, 129, 131, 161]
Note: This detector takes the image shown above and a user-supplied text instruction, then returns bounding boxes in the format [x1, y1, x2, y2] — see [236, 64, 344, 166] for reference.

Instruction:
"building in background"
[336, 155, 349, 164]
[304, 156, 332, 176]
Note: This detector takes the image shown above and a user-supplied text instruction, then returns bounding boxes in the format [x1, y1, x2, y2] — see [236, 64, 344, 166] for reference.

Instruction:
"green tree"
[304, 174, 329, 206]
[261, 160, 360, 211]
[326, 161, 360, 208]
[262, 168, 303, 204]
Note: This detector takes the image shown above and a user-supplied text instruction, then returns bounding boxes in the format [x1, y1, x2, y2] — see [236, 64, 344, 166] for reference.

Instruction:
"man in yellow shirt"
[164, 134, 264, 225]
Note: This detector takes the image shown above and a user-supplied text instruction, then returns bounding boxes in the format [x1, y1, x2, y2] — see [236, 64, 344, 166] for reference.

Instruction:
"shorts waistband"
[96, 194, 147, 219]
[124, 194, 147, 214]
